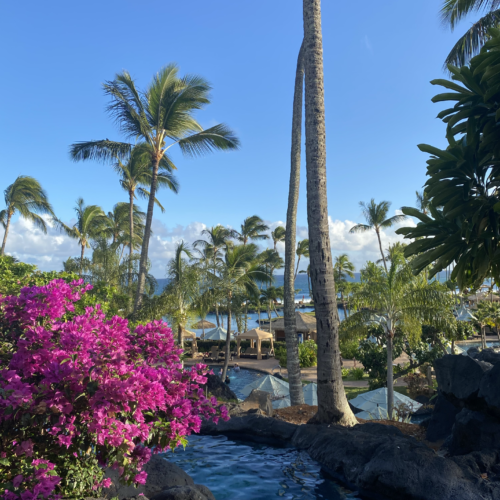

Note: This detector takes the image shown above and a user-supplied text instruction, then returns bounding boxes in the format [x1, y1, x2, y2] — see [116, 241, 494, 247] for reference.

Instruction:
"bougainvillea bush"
[0, 279, 228, 499]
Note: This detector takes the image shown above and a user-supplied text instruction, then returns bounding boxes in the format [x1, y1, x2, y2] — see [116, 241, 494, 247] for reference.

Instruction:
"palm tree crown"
[441, 0, 500, 66]
[349, 199, 405, 272]
[0, 176, 54, 256]
[334, 254, 355, 282]
[54, 198, 107, 276]
[271, 226, 286, 250]
[70, 64, 239, 312]
[235, 216, 270, 245]
[295, 239, 310, 279]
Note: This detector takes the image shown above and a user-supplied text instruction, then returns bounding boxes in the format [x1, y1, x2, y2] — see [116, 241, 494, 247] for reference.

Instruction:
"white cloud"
[1, 211, 415, 277]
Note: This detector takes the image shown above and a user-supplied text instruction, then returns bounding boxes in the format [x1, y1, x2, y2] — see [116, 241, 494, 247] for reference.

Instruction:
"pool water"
[209, 366, 269, 400]
[164, 434, 360, 500]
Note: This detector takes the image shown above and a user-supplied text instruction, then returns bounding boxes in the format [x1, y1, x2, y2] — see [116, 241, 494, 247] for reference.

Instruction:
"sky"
[0, 1, 480, 277]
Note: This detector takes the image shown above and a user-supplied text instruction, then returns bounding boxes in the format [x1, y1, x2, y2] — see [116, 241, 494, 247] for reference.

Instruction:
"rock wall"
[427, 350, 500, 456]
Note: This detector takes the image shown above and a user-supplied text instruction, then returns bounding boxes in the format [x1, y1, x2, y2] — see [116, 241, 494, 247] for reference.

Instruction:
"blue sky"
[0, 1, 479, 275]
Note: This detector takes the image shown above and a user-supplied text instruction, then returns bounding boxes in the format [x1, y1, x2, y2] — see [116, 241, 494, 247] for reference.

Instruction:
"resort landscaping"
[4, 1, 500, 499]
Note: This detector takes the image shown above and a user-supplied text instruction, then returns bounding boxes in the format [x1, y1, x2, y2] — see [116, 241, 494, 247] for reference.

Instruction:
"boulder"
[480, 363, 500, 416]
[150, 485, 215, 500]
[240, 389, 273, 416]
[469, 347, 500, 366]
[434, 355, 488, 403]
[104, 455, 194, 499]
[449, 408, 500, 455]
[205, 373, 237, 401]
[426, 394, 460, 442]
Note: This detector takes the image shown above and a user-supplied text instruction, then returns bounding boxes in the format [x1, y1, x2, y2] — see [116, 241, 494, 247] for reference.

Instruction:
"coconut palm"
[334, 254, 355, 319]
[303, 0, 356, 425]
[235, 216, 270, 245]
[341, 253, 454, 418]
[271, 226, 286, 251]
[349, 200, 406, 273]
[194, 225, 235, 326]
[299, 264, 312, 300]
[0, 176, 54, 256]
[103, 202, 145, 251]
[416, 190, 430, 215]
[215, 244, 270, 380]
[261, 286, 284, 329]
[259, 248, 284, 285]
[162, 241, 200, 349]
[441, 0, 500, 67]
[295, 239, 309, 280]
[70, 64, 239, 313]
[54, 198, 107, 277]
[284, 40, 306, 407]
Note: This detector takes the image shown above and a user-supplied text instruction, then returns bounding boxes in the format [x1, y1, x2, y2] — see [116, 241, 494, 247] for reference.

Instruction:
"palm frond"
[440, 0, 500, 29]
[70, 140, 131, 163]
[176, 124, 240, 157]
[0, 209, 6, 229]
[349, 224, 372, 234]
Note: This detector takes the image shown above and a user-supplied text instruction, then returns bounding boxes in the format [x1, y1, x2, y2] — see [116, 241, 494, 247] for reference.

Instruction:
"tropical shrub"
[348, 367, 365, 381]
[0, 279, 227, 500]
[339, 339, 359, 360]
[275, 340, 317, 368]
[341, 367, 350, 378]
[403, 373, 430, 399]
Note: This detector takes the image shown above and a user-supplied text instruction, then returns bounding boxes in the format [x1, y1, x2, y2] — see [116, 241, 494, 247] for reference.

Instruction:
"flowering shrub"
[0, 279, 228, 500]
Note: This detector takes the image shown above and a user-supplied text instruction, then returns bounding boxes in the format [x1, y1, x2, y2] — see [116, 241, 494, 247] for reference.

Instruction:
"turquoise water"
[164, 435, 360, 500]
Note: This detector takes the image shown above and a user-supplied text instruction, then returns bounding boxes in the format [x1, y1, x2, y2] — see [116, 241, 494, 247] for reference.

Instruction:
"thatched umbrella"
[180, 328, 198, 352]
[193, 319, 216, 338]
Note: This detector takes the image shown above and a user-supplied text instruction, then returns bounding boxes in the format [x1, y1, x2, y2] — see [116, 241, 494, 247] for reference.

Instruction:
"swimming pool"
[164, 434, 360, 500]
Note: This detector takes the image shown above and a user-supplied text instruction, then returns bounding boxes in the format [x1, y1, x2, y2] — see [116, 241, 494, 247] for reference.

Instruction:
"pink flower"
[134, 471, 148, 485]
[13, 475, 24, 488]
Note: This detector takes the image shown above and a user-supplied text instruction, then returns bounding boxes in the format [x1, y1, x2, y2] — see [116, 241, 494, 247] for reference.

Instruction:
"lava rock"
[449, 408, 500, 455]
[150, 485, 215, 500]
[470, 347, 500, 366]
[205, 373, 237, 401]
[426, 394, 460, 442]
[104, 455, 194, 499]
[480, 363, 500, 417]
[434, 355, 488, 403]
[240, 389, 273, 416]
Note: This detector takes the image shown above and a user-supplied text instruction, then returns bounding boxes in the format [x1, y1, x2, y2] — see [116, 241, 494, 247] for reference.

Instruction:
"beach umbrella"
[302, 383, 318, 406]
[204, 327, 230, 341]
[241, 375, 290, 398]
[193, 320, 216, 329]
[180, 328, 197, 340]
[349, 388, 422, 416]
[272, 397, 291, 409]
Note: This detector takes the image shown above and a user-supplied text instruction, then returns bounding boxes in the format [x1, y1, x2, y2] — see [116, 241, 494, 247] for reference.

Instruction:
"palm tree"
[70, 64, 239, 313]
[349, 199, 406, 273]
[0, 176, 54, 256]
[235, 216, 270, 245]
[299, 264, 312, 300]
[261, 286, 284, 329]
[295, 239, 309, 280]
[440, 0, 500, 67]
[54, 198, 106, 277]
[163, 241, 200, 350]
[271, 226, 286, 251]
[303, 0, 356, 425]
[416, 190, 430, 215]
[216, 244, 270, 380]
[341, 253, 454, 418]
[284, 40, 306, 407]
[259, 248, 284, 285]
[194, 225, 235, 326]
[103, 202, 145, 252]
[334, 254, 355, 319]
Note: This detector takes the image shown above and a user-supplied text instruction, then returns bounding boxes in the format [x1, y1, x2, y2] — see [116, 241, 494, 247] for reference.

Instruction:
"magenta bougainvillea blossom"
[0, 279, 228, 499]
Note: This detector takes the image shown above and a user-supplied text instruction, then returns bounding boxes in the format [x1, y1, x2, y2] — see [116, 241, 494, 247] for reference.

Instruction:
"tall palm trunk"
[386, 329, 395, 419]
[303, 0, 356, 425]
[80, 243, 85, 278]
[376, 228, 388, 273]
[0, 210, 13, 256]
[221, 295, 232, 381]
[128, 190, 135, 310]
[294, 255, 301, 280]
[284, 40, 305, 406]
[134, 155, 159, 313]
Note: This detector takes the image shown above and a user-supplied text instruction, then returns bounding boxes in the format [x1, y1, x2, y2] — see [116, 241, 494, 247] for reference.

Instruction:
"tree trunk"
[80, 243, 85, 278]
[386, 330, 395, 420]
[128, 190, 135, 312]
[376, 228, 388, 273]
[221, 297, 232, 381]
[0, 211, 13, 256]
[482, 325, 487, 349]
[284, 40, 305, 407]
[134, 153, 160, 313]
[303, 0, 356, 425]
[341, 291, 347, 321]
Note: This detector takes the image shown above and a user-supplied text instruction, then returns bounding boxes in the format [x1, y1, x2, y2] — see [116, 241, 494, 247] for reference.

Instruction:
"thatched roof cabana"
[193, 319, 216, 329]
[467, 292, 500, 304]
[271, 311, 317, 341]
